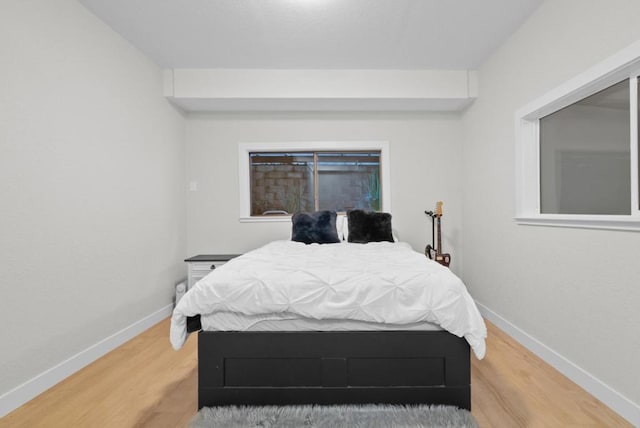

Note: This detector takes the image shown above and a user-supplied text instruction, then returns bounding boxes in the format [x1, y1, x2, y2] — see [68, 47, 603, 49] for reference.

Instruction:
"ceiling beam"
[164, 69, 478, 112]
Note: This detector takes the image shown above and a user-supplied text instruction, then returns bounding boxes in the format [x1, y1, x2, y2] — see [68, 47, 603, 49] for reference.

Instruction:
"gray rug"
[189, 404, 478, 428]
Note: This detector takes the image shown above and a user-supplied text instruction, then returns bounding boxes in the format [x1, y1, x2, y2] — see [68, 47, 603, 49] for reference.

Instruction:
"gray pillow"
[291, 211, 341, 244]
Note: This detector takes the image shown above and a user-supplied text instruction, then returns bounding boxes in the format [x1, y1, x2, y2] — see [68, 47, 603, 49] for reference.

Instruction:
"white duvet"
[170, 240, 487, 359]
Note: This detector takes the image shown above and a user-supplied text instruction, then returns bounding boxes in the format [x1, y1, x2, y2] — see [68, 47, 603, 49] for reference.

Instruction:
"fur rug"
[189, 404, 478, 428]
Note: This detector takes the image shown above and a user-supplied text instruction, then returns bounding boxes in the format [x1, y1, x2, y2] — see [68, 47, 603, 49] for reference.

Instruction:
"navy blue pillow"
[291, 211, 341, 244]
[347, 210, 394, 243]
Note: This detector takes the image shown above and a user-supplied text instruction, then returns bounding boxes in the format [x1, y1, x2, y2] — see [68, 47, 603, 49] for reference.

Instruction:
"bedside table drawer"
[190, 262, 222, 273]
[185, 254, 242, 290]
[188, 263, 218, 289]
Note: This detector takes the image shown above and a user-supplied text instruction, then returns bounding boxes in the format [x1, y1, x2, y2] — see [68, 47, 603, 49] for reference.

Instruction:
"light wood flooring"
[0, 319, 631, 427]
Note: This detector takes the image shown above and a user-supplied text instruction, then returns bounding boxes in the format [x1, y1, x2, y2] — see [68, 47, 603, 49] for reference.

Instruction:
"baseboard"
[476, 301, 640, 426]
[0, 304, 173, 418]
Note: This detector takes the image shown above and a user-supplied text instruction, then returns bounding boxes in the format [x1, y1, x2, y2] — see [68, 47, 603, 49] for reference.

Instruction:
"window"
[515, 43, 640, 231]
[239, 142, 390, 221]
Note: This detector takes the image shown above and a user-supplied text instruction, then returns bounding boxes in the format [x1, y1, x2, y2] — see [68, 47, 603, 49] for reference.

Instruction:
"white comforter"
[170, 241, 487, 359]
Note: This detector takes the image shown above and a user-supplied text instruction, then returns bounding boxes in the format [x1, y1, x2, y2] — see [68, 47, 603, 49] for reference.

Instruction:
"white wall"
[461, 0, 640, 410]
[0, 0, 186, 399]
[186, 112, 464, 273]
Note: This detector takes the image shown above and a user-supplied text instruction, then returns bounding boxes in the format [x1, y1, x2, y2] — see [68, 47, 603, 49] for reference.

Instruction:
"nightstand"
[184, 254, 241, 290]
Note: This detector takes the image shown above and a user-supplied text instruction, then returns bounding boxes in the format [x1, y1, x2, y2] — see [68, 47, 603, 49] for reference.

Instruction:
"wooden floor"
[0, 319, 630, 428]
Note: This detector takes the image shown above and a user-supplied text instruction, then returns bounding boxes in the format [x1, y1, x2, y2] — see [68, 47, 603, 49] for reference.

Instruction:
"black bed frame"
[197, 330, 471, 410]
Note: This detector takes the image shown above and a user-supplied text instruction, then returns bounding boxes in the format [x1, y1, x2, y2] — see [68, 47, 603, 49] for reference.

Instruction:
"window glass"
[249, 151, 381, 215]
[539, 79, 631, 215]
[317, 152, 381, 212]
[249, 152, 315, 216]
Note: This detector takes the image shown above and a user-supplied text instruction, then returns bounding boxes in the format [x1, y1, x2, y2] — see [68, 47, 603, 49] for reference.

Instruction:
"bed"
[170, 211, 486, 411]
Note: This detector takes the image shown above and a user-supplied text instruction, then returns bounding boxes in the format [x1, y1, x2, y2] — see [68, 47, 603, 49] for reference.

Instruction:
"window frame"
[238, 141, 391, 222]
[514, 42, 640, 231]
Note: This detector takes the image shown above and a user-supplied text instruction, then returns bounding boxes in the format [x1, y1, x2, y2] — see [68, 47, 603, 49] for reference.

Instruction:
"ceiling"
[79, 0, 543, 70]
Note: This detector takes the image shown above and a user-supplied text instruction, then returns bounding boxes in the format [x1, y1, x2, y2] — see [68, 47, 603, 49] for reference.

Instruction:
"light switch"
[189, 181, 198, 191]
